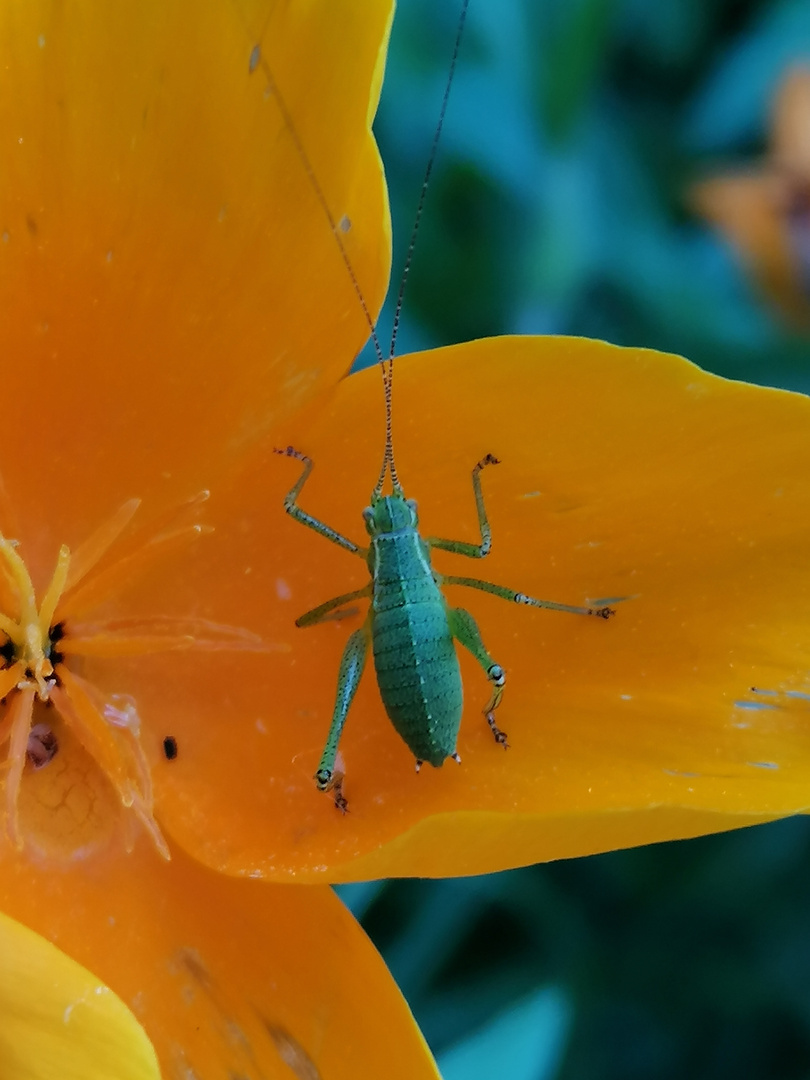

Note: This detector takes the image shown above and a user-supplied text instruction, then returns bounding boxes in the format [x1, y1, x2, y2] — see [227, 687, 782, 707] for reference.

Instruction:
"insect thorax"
[365, 493, 434, 596]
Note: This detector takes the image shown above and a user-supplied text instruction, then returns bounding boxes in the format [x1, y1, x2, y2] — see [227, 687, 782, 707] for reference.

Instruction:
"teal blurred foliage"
[339, 818, 810, 1079]
[361, 0, 810, 386]
[343, 0, 810, 1077]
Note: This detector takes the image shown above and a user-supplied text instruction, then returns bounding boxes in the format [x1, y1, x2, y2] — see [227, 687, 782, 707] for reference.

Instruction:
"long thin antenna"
[249, 1, 469, 494]
[374, 0, 470, 497]
[252, 49, 388, 372]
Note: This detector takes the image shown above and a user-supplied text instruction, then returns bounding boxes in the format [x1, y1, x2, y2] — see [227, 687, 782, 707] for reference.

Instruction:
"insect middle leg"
[447, 606, 508, 748]
[314, 622, 369, 811]
[440, 575, 615, 619]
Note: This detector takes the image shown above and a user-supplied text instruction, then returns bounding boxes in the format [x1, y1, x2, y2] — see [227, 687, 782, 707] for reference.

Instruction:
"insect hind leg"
[315, 624, 369, 811]
[447, 606, 509, 749]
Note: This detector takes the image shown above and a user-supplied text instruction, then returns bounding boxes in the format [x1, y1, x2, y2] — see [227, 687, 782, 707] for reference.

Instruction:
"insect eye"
[362, 506, 375, 534]
[406, 498, 418, 524]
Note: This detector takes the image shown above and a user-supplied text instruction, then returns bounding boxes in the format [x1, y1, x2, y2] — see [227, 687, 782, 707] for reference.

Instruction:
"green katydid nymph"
[275, 1, 615, 811]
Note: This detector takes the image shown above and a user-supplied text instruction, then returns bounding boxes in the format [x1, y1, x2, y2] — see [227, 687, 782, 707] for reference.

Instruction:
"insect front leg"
[427, 453, 500, 558]
[440, 574, 615, 619]
[274, 445, 367, 557]
[447, 606, 509, 748]
[315, 623, 369, 811]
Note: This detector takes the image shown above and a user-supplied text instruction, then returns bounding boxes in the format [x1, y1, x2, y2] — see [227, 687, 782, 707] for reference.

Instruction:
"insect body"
[276, 442, 614, 810]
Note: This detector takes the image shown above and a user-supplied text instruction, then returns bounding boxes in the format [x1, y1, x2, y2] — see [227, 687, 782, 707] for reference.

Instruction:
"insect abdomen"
[371, 530, 462, 766]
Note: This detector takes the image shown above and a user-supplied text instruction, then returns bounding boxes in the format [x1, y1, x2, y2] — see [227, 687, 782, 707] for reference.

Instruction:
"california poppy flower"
[3, 0, 810, 1072]
[692, 67, 810, 328]
[0, 0, 436, 1074]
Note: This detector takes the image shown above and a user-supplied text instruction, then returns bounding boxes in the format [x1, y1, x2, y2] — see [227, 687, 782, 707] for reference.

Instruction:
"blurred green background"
[342, 1, 810, 1078]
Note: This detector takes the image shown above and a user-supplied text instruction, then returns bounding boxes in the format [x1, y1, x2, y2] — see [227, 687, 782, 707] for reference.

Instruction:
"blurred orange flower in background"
[2, 0, 810, 1074]
[692, 66, 810, 327]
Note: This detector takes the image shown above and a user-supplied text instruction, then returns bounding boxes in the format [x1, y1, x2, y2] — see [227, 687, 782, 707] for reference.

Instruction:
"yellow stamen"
[0, 538, 38, 629]
[62, 615, 275, 656]
[38, 545, 71, 638]
[57, 524, 211, 621]
[0, 613, 24, 648]
[63, 498, 141, 594]
[4, 685, 35, 849]
[57, 489, 209, 616]
[60, 633, 196, 658]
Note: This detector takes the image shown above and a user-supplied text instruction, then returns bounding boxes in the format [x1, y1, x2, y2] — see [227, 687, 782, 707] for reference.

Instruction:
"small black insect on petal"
[163, 735, 178, 761]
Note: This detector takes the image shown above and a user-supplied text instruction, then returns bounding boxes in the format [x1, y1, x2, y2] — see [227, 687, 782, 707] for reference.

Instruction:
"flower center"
[0, 536, 68, 701]
[0, 532, 157, 860]
[0, 497, 270, 861]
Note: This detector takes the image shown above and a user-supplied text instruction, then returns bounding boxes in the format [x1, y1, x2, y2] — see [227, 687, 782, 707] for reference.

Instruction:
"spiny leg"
[427, 453, 500, 558]
[274, 446, 367, 557]
[315, 624, 369, 811]
[296, 586, 372, 628]
[440, 574, 615, 619]
[447, 606, 509, 748]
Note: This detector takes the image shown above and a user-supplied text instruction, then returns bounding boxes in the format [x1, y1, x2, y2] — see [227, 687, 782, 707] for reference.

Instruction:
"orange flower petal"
[0, 841, 439, 1080]
[90, 336, 810, 879]
[0, 910, 159, 1080]
[0, 0, 390, 586]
